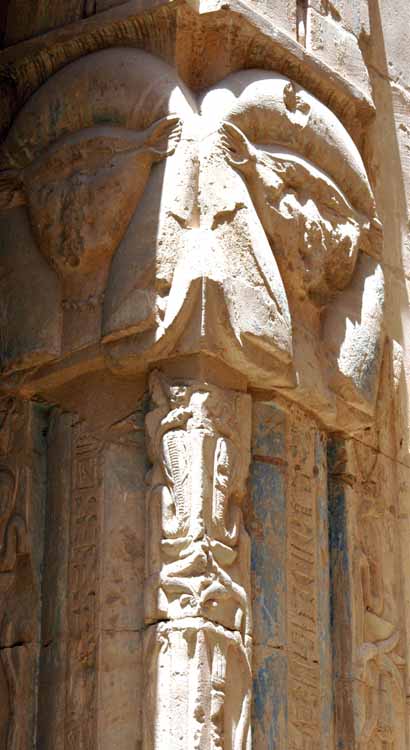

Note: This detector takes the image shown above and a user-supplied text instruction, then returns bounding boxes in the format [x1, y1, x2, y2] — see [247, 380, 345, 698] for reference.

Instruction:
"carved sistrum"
[144, 371, 252, 749]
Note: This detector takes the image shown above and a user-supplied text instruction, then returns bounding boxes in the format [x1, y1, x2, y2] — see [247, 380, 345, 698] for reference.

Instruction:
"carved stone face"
[25, 118, 182, 280]
[0, 50, 384, 427]
[232, 147, 363, 303]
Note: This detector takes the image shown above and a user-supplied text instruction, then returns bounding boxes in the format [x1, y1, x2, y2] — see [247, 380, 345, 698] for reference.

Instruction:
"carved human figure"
[355, 495, 404, 749]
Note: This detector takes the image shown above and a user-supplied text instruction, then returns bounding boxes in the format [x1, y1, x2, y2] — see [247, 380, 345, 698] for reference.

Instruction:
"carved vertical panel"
[250, 402, 287, 749]
[329, 436, 408, 750]
[65, 425, 102, 749]
[37, 410, 72, 750]
[0, 398, 47, 750]
[143, 372, 252, 750]
[98, 410, 146, 750]
[250, 400, 332, 750]
[38, 404, 146, 750]
[329, 352, 408, 750]
[286, 421, 331, 750]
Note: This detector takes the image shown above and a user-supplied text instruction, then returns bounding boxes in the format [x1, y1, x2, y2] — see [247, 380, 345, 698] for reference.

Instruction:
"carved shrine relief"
[145, 372, 252, 637]
[144, 372, 252, 749]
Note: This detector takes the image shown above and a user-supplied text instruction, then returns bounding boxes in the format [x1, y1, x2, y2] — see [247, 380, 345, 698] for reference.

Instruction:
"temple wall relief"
[0, 3, 407, 748]
[328, 349, 409, 750]
[251, 400, 332, 749]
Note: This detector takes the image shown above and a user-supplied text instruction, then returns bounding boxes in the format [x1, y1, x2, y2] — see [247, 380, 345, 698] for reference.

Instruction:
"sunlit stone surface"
[0, 1, 409, 748]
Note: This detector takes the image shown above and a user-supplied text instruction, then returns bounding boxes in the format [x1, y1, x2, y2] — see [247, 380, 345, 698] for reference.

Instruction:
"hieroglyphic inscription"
[287, 425, 320, 750]
[352, 439, 406, 750]
[65, 428, 101, 749]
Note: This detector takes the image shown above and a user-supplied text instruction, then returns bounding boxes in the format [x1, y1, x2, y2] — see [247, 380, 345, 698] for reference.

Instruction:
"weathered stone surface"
[0, 399, 47, 750]
[36, 403, 147, 750]
[1, 1, 410, 748]
[250, 400, 332, 749]
[307, 7, 371, 97]
[329, 347, 409, 750]
[0, 49, 384, 436]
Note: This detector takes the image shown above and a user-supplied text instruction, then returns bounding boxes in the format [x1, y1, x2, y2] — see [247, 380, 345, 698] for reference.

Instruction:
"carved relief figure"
[355, 492, 405, 749]
[144, 372, 252, 749]
[220, 119, 373, 304]
[0, 113, 181, 352]
[1, 115, 181, 300]
[145, 372, 251, 637]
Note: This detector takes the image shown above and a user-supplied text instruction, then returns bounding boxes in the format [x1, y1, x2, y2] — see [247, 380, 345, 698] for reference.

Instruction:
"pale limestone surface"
[0, 1, 409, 749]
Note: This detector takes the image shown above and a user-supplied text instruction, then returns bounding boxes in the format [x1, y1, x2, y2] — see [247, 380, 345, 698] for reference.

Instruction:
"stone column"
[143, 371, 252, 749]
